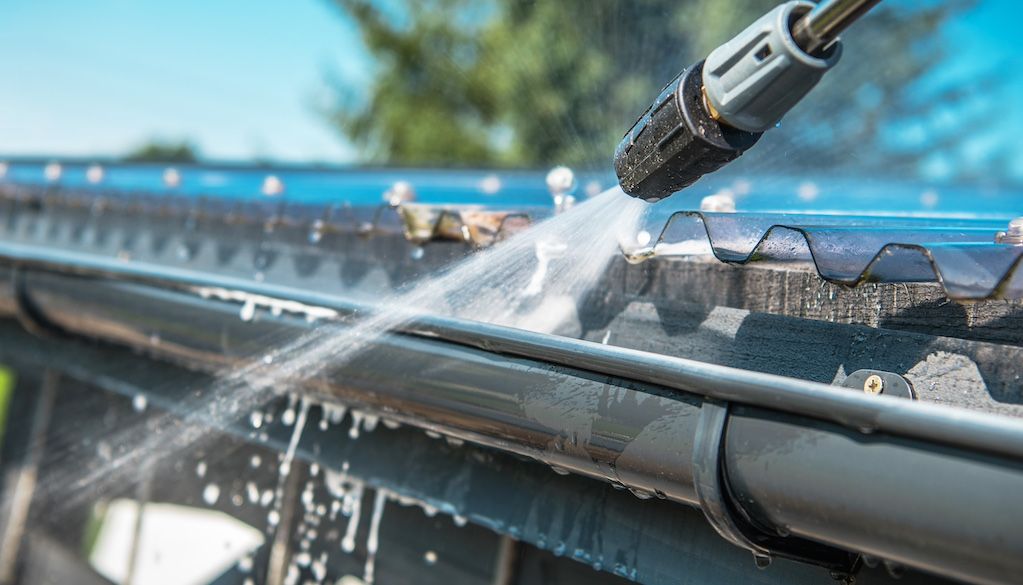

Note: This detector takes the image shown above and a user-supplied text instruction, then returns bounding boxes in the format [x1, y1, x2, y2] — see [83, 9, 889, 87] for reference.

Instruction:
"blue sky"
[0, 0, 368, 162]
[1, 0, 1021, 169]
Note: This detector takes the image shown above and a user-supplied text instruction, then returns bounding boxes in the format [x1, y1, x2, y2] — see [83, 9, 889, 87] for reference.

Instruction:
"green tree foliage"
[329, 0, 974, 174]
[123, 140, 200, 163]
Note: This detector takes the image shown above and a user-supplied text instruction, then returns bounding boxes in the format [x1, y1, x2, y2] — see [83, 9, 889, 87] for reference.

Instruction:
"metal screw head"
[700, 191, 736, 213]
[996, 217, 1023, 245]
[44, 161, 62, 183]
[863, 374, 884, 395]
[545, 166, 576, 197]
[383, 181, 416, 207]
[1009, 217, 1023, 237]
[262, 174, 285, 197]
[163, 167, 181, 188]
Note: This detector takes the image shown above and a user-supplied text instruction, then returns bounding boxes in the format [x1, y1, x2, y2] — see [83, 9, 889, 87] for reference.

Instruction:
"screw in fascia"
[996, 217, 1023, 245]
[546, 166, 577, 214]
[863, 374, 884, 395]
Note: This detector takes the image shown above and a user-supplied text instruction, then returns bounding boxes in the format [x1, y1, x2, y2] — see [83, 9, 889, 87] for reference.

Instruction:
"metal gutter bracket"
[693, 400, 860, 578]
[841, 369, 915, 399]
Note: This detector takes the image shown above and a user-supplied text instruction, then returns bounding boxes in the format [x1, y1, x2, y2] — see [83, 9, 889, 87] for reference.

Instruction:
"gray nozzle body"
[702, 1, 842, 133]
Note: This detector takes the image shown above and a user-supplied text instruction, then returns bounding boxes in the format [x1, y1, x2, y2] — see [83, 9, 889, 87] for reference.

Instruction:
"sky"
[1, 0, 1021, 168]
[0, 0, 368, 162]
[915, 0, 1023, 181]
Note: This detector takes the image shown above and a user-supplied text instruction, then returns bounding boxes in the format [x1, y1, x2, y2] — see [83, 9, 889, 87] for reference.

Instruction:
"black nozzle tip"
[614, 61, 762, 203]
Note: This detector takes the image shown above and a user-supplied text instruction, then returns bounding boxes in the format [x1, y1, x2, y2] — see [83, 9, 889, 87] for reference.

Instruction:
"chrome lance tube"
[791, 0, 883, 54]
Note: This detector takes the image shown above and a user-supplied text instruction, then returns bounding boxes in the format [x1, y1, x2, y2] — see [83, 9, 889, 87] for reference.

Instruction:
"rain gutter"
[0, 242, 1020, 584]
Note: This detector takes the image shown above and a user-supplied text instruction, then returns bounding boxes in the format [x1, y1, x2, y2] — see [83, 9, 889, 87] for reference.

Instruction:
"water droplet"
[84, 163, 104, 184]
[267, 509, 280, 527]
[246, 482, 260, 504]
[311, 557, 327, 581]
[163, 167, 181, 188]
[341, 484, 364, 553]
[411, 246, 425, 260]
[423, 550, 438, 565]
[363, 489, 388, 584]
[239, 300, 256, 322]
[132, 394, 148, 412]
[283, 564, 298, 585]
[237, 556, 253, 573]
[362, 414, 379, 432]
[282, 408, 296, 426]
[196, 461, 207, 478]
[203, 483, 221, 505]
[262, 174, 285, 196]
[44, 162, 62, 182]
[308, 220, 325, 244]
[349, 411, 364, 439]
[250, 411, 264, 429]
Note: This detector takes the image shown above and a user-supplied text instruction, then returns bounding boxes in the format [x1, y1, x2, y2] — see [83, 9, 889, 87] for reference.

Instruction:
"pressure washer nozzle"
[615, 0, 879, 202]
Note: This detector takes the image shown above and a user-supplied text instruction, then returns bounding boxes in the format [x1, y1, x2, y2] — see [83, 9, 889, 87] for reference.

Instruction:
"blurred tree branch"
[123, 140, 200, 163]
[327, 0, 989, 180]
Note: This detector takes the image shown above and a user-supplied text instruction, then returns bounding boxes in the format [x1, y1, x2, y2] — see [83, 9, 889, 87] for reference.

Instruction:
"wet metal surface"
[0, 253, 1018, 576]
[0, 329, 952, 585]
[2, 162, 1022, 299]
[2, 162, 1023, 583]
[627, 211, 1023, 299]
[0, 256, 1021, 582]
